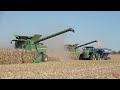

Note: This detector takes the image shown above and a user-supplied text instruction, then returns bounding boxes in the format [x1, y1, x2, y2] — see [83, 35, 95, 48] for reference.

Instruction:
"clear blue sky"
[0, 11, 120, 51]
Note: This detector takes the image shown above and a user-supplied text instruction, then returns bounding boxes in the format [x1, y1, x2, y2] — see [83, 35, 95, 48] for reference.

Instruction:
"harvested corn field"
[0, 11, 120, 79]
[0, 54, 120, 79]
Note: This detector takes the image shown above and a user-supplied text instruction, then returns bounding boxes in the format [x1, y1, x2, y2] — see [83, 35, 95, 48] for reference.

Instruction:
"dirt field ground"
[0, 54, 120, 79]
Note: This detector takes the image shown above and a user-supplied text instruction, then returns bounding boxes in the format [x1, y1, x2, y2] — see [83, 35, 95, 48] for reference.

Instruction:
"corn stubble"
[0, 48, 35, 65]
[1, 48, 120, 79]
[0, 52, 120, 79]
[1, 56, 120, 79]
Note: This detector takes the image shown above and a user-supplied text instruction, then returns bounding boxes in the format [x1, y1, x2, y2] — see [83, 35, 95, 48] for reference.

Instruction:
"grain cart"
[11, 28, 75, 63]
[95, 48, 112, 60]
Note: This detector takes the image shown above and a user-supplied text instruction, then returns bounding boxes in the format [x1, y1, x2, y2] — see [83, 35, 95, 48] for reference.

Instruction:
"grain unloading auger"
[11, 28, 75, 63]
[75, 40, 98, 49]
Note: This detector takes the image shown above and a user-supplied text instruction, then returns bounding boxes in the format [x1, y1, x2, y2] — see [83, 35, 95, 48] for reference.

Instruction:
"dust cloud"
[43, 34, 71, 61]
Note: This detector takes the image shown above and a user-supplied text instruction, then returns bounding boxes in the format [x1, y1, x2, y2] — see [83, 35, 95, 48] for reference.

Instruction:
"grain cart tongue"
[9, 28, 75, 64]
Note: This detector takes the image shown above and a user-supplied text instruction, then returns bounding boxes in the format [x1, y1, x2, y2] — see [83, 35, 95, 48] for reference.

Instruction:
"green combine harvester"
[65, 40, 100, 60]
[11, 28, 75, 63]
[65, 44, 79, 52]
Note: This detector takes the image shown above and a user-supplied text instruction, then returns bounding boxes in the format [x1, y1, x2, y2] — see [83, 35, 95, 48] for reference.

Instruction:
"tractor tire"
[104, 58, 107, 60]
[103, 57, 108, 60]
[96, 54, 101, 60]
[90, 54, 96, 60]
[79, 54, 83, 60]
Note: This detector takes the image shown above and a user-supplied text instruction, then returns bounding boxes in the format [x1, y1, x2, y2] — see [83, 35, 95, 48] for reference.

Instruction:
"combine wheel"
[42, 54, 48, 62]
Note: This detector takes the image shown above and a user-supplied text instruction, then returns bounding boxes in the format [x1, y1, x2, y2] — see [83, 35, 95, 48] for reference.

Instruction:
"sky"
[0, 11, 120, 51]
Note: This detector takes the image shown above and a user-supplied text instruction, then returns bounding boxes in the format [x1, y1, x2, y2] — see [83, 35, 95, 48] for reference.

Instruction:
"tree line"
[112, 50, 120, 54]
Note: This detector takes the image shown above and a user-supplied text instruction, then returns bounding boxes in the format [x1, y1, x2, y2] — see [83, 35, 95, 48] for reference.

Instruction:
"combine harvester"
[11, 28, 75, 63]
[65, 40, 112, 60]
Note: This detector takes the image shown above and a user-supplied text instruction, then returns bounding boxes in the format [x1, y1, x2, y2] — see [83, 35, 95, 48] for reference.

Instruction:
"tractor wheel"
[104, 58, 107, 60]
[90, 54, 96, 60]
[42, 54, 48, 62]
[103, 57, 108, 60]
[96, 54, 101, 60]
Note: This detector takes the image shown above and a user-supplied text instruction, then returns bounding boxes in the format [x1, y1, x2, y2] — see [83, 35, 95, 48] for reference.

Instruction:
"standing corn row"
[0, 48, 36, 65]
